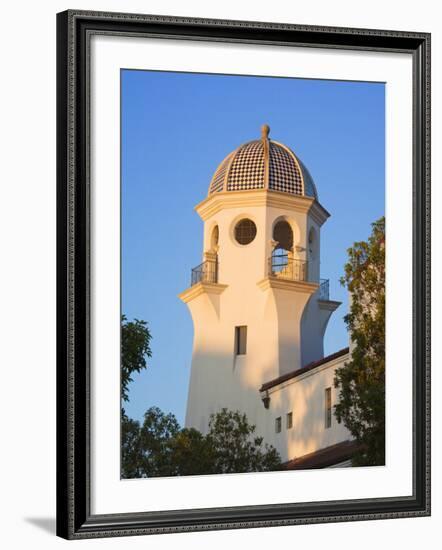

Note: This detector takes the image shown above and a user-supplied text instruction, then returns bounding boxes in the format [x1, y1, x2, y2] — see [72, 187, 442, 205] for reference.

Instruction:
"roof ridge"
[260, 347, 350, 392]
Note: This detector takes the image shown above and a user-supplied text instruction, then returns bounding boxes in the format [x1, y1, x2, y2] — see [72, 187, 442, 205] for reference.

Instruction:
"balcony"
[191, 259, 218, 286]
[269, 254, 308, 282]
[190, 256, 332, 301]
[269, 254, 331, 300]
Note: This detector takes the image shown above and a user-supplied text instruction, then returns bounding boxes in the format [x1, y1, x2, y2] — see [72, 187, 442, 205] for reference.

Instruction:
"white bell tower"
[179, 125, 340, 435]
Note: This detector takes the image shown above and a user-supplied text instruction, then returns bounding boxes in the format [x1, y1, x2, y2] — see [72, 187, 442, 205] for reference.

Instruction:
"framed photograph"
[56, 10, 430, 539]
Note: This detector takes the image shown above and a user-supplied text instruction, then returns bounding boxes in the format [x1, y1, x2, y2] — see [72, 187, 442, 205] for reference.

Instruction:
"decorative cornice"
[195, 189, 329, 223]
[178, 282, 228, 303]
[309, 200, 330, 226]
[318, 299, 342, 311]
[257, 276, 319, 294]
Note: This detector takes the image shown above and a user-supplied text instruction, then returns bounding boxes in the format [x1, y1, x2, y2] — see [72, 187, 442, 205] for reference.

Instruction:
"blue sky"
[121, 69, 385, 425]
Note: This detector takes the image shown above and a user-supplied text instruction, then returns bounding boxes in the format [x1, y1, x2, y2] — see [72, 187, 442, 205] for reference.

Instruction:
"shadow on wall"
[186, 348, 277, 433]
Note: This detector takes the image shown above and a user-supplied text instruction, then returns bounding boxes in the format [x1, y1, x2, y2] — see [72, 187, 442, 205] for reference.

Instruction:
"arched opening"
[269, 219, 306, 281]
[273, 220, 293, 252]
[271, 220, 294, 275]
[200, 224, 219, 284]
[211, 225, 219, 250]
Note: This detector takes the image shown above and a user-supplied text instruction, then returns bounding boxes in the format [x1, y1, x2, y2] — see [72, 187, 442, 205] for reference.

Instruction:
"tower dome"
[208, 125, 318, 199]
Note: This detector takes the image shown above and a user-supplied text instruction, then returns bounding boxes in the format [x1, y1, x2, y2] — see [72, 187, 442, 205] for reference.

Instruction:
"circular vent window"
[234, 218, 257, 245]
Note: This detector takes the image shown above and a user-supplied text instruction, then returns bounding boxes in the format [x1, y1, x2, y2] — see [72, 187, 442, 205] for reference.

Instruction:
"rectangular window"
[325, 387, 332, 429]
[286, 412, 293, 429]
[235, 326, 247, 355]
[275, 417, 282, 433]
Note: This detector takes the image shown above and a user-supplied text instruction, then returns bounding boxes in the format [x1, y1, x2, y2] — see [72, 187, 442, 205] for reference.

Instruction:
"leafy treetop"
[334, 216, 385, 466]
[121, 315, 152, 403]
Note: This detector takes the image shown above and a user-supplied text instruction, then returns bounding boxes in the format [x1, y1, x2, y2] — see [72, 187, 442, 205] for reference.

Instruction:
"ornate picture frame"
[56, 10, 430, 539]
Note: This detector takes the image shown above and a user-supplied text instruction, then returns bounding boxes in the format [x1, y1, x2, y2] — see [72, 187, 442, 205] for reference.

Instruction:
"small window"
[235, 326, 247, 355]
[325, 387, 332, 429]
[234, 218, 257, 245]
[275, 417, 282, 433]
[286, 412, 293, 430]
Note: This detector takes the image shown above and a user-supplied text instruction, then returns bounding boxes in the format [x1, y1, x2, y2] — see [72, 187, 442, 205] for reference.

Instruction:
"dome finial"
[261, 124, 270, 140]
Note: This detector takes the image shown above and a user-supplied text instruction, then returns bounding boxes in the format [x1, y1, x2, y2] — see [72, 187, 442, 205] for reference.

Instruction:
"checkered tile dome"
[208, 126, 318, 200]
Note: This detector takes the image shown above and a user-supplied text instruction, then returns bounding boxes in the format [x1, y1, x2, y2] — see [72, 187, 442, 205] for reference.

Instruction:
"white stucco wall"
[260, 352, 352, 462]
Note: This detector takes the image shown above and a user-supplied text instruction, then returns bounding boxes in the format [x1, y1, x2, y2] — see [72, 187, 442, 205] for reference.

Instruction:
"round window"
[234, 218, 257, 245]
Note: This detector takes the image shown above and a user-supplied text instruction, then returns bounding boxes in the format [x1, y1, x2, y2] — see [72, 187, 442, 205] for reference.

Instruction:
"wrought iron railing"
[319, 278, 330, 301]
[269, 254, 308, 282]
[191, 259, 218, 286]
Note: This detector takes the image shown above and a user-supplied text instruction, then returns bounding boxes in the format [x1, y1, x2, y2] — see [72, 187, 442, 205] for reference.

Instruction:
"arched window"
[273, 220, 293, 251]
[271, 220, 293, 272]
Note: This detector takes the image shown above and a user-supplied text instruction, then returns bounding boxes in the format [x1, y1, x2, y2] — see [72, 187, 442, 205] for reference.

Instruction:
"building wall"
[260, 353, 352, 462]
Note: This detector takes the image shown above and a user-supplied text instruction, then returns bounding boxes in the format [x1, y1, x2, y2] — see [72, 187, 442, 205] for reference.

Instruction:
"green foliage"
[120, 314, 152, 477]
[207, 408, 282, 474]
[138, 407, 180, 477]
[121, 315, 152, 402]
[121, 407, 281, 478]
[334, 217, 385, 466]
[169, 428, 215, 476]
[121, 413, 142, 479]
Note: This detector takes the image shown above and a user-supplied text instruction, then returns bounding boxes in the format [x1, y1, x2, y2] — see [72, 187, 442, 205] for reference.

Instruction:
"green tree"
[121, 315, 152, 403]
[121, 314, 152, 478]
[122, 406, 281, 478]
[138, 406, 180, 477]
[169, 428, 215, 476]
[334, 217, 385, 466]
[121, 413, 142, 479]
[207, 409, 281, 474]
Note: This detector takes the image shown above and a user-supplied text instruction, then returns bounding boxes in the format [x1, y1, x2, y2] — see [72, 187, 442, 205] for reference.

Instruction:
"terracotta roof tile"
[284, 440, 361, 470]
